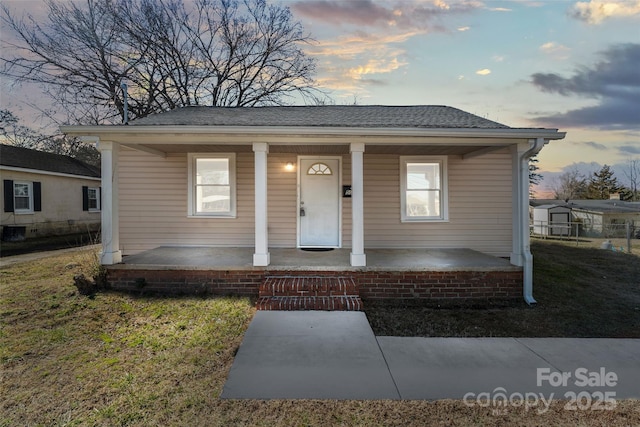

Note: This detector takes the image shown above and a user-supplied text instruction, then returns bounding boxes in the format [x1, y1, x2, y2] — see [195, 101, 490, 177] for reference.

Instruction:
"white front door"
[298, 157, 341, 247]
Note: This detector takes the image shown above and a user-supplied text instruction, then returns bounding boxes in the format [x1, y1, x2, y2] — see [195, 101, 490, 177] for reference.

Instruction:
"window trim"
[400, 156, 449, 222]
[13, 181, 34, 214]
[88, 187, 101, 212]
[187, 153, 237, 218]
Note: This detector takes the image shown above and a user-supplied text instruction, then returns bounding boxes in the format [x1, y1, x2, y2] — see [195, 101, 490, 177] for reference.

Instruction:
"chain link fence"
[531, 220, 638, 254]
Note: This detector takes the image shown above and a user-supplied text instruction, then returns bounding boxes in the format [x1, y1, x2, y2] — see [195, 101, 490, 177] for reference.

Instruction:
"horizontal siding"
[118, 148, 513, 257]
[267, 154, 297, 247]
[119, 150, 255, 254]
[363, 150, 513, 256]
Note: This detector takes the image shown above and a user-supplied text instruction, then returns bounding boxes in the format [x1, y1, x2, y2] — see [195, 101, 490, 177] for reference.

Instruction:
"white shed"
[532, 204, 572, 236]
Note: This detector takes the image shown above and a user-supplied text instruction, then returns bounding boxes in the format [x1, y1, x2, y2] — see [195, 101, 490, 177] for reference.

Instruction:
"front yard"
[1, 242, 639, 426]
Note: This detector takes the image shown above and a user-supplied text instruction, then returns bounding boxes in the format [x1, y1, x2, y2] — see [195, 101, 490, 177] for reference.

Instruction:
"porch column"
[511, 138, 545, 305]
[97, 140, 122, 265]
[253, 142, 270, 266]
[350, 142, 366, 266]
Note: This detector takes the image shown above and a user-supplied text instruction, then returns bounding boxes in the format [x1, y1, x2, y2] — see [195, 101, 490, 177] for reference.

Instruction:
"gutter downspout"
[517, 137, 546, 305]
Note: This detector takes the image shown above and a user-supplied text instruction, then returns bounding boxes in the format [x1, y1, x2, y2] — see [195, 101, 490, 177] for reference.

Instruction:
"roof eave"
[60, 125, 566, 141]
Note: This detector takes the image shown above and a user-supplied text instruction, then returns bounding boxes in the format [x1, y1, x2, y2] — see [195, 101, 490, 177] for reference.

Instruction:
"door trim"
[297, 155, 342, 248]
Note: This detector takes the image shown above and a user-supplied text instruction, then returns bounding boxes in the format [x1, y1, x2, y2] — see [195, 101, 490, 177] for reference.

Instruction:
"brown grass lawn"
[1, 243, 639, 426]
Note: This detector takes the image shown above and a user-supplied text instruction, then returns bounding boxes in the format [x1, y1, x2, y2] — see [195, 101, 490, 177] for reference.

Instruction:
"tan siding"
[119, 149, 255, 254]
[267, 154, 297, 247]
[363, 149, 513, 256]
[118, 148, 513, 257]
[341, 154, 353, 248]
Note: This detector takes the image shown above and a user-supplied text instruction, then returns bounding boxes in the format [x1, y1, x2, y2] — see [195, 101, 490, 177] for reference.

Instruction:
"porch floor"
[118, 247, 519, 272]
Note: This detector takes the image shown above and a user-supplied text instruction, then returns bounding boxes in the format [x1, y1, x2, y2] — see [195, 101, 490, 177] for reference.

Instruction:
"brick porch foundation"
[106, 268, 523, 301]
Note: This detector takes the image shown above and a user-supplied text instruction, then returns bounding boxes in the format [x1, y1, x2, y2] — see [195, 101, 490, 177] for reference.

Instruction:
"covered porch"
[106, 247, 523, 301]
[117, 246, 516, 271]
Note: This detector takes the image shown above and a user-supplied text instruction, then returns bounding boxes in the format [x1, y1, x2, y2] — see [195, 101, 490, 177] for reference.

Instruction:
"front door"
[298, 157, 341, 247]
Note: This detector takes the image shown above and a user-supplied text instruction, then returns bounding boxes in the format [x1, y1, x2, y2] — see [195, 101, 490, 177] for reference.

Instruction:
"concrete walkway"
[222, 311, 640, 400]
[0, 244, 100, 268]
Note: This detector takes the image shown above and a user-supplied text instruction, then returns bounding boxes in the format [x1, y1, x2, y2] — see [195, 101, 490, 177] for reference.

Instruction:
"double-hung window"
[13, 182, 33, 213]
[400, 156, 448, 222]
[188, 153, 236, 217]
[3, 180, 40, 214]
[82, 186, 101, 212]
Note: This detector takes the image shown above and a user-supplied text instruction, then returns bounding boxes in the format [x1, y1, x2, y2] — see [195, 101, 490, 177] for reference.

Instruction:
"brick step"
[259, 276, 357, 297]
[256, 296, 363, 311]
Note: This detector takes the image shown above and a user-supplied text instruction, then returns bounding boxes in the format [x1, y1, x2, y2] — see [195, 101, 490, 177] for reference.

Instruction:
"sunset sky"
[2, 0, 639, 193]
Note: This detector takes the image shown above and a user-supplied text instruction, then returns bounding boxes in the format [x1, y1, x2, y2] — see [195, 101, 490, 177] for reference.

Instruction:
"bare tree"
[622, 159, 640, 201]
[1, 0, 318, 125]
[552, 167, 588, 200]
[1, 109, 100, 167]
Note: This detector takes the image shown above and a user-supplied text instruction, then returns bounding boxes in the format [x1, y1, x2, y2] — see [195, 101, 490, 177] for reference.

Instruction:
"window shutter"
[3, 180, 14, 212]
[82, 186, 89, 211]
[33, 182, 42, 212]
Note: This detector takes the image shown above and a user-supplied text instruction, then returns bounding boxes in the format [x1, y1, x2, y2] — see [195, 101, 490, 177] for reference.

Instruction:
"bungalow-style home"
[1, 144, 101, 241]
[61, 106, 565, 306]
[531, 199, 640, 238]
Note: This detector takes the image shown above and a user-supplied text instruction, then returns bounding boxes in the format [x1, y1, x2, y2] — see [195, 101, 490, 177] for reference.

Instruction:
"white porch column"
[350, 142, 366, 266]
[511, 138, 545, 304]
[97, 140, 122, 265]
[253, 142, 270, 266]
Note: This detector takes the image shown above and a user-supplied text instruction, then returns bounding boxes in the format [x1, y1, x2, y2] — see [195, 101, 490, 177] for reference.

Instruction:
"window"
[400, 156, 448, 222]
[3, 180, 40, 214]
[83, 186, 101, 212]
[307, 162, 333, 175]
[14, 182, 33, 213]
[188, 153, 236, 217]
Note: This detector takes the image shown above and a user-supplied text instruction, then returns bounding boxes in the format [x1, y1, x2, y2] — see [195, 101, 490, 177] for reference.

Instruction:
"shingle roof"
[129, 105, 511, 129]
[531, 199, 640, 214]
[0, 144, 100, 178]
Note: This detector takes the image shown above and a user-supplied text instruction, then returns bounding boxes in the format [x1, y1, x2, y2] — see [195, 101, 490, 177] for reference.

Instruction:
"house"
[531, 199, 640, 238]
[1, 144, 101, 241]
[61, 105, 565, 304]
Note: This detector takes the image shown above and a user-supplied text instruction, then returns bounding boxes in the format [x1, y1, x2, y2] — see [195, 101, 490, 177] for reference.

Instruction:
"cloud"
[492, 55, 505, 62]
[292, 1, 485, 96]
[291, 0, 397, 27]
[475, 68, 491, 75]
[530, 43, 640, 130]
[539, 41, 571, 59]
[308, 31, 423, 59]
[619, 145, 640, 155]
[570, 0, 640, 24]
[347, 57, 408, 80]
[305, 32, 415, 94]
[578, 141, 609, 150]
[291, 0, 482, 30]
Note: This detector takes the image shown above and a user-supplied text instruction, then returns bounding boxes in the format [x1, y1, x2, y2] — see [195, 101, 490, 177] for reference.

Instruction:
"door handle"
[300, 207, 306, 217]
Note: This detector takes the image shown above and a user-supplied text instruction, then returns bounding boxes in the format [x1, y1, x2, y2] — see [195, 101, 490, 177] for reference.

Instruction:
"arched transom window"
[307, 162, 333, 175]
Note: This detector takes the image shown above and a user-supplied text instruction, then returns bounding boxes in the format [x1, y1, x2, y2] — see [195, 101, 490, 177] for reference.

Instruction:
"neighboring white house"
[531, 199, 640, 238]
[61, 105, 565, 303]
[1, 144, 101, 240]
